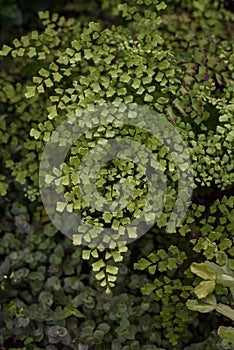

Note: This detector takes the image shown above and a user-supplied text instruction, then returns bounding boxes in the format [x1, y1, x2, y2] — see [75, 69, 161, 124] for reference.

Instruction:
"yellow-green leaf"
[194, 280, 215, 299]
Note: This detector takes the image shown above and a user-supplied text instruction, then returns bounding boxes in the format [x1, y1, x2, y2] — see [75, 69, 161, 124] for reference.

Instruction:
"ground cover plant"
[0, 0, 233, 349]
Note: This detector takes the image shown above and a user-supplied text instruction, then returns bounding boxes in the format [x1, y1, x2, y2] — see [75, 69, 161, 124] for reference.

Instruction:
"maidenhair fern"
[0, 0, 233, 348]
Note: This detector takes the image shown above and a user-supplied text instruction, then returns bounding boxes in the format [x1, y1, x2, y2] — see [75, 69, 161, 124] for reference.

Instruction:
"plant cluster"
[0, 0, 233, 349]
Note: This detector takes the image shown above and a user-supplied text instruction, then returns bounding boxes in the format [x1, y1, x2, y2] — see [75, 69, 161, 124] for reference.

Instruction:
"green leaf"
[105, 252, 112, 260]
[30, 128, 41, 139]
[44, 78, 54, 87]
[101, 279, 107, 287]
[132, 78, 141, 89]
[216, 274, 234, 288]
[106, 265, 118, 275]
[148, 265, 157, 274]
[147, 252, 159, 263]
[33, 76, 43, 84]
[186, 298, 216, 313]
[141, 283, 156, 295]
[144, 93, 153, 102]
[127, 227, 137, 239]
[71, 308, 85, 318]
[84, 49, 92, 60]
[194, 280, 215, 299]
[31, 30, 39, 40]
[0, 181, 8, 196]
[112, 251, 123, 262]
[0, 44, 12, 56]
[72, 234, 82, 245]
[204, 261, 226, 275]
[47, 105, 57, 119]
[25, 86, 36, 98]
[28, 47, 37, 57]
[82, 250, 91, 260]
[71, 40, 82, 51]
[95, 270, 105, 280]
[38, 11, 50, 20]
[216, 304, 234, 321]
[190, 262, 216, 280]
[92, 259, 105, 272]
[21, 36, 30, 47]
[37, 84, 45, 93]
[107, 275, 117, 283]
[91, 249, 99, 258]
[53, 72, 63, 82]
[134, 258, 151, 270]
[158, 261, 167, 272]
[45, 174, 55, 184]
[218, 326, 234, 344]
[56, 201, 67, 212]
[39, 68, 50, 78]
[158, 60, 170, 70]
[203, 293, 217, 305]
[155, 71, 164, 82]
[156, 1, 167, 10]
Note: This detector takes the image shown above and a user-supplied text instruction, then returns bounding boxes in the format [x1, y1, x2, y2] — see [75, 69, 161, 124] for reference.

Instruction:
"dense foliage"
[0, 0, 233, 349]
